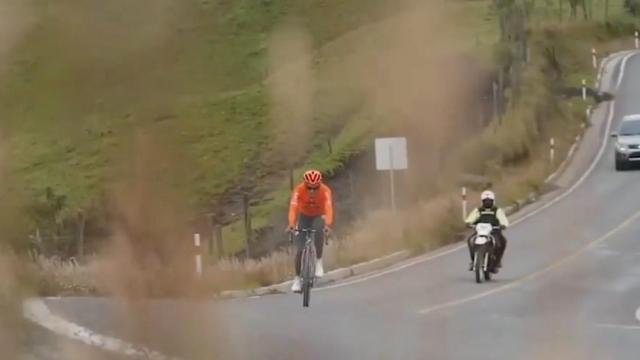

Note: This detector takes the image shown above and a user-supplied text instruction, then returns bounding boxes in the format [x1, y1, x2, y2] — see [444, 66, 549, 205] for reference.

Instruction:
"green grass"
[2, 0, 636, 256]
[0, 0, 399, 243]
[210, 0, 507, 255]
[1, 0, 502, 252]
[220, 111, 374, 255]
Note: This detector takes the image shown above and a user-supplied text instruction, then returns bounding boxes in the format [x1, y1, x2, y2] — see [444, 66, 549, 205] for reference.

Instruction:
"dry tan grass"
[31, 191, 464, 294]
[184, 192, 464, 291]
[29, 254, 101, 295]
[205, 250, 294, 291]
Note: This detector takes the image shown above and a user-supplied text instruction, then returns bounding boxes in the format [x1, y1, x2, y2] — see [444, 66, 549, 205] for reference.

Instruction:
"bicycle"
[289, 226, 330, 307]
[296, 228, 317, 307]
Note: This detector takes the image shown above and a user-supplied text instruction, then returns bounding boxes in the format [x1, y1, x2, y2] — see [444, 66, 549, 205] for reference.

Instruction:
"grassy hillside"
[1, 0, 634, 257]
[0, 0, 501, 252]
[0, 0, 386, 199]
[0, 0, 406, 246]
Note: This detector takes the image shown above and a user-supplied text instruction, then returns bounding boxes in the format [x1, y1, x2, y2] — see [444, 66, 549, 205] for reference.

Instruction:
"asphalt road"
[34, 52, 640, 360]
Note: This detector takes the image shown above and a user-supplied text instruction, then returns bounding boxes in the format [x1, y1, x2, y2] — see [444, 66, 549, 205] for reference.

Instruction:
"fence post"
[550, 138, 556, 166]
[327, 139, 333, 154]
[289, 168, 294, 190]
[348, 170, 356, 213]
[215, 224, 223, 259]
[591, 48, 597, 69]
[243, 193, 252, 258]
[461, 187, 468, 221]
[492, 81, 499, 121]
[581, 79, 587, 101]
[498, 68, 505, 120]
[35, 228, 43, 253]
[194, 233, 203, 277]
[76, 211, 86, 258]
[206, 213, 215, 257]
[635, 31, 639, 49]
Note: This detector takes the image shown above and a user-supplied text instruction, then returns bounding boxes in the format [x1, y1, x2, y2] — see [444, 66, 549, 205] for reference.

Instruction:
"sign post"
[375, 137, 408, 213]
[388, 145, 396, 212]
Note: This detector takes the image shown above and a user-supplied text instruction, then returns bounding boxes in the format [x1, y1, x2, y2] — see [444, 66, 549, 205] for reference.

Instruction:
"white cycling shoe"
[315, 259, 324, 278]
[291, 276, 302, 293]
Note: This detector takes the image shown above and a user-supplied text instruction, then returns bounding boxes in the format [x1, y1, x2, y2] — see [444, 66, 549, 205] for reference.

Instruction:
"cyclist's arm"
[288, 188, 301, 228]
[465, 208, 480, 224]
[323, 186, 334, 227]
[496, 208, 509, 228]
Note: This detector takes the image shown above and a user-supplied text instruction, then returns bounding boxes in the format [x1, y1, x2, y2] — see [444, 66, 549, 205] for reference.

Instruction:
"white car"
[611, 114, 640, 171]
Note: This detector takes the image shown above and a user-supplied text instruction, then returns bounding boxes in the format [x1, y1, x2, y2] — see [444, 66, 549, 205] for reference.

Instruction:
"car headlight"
[616, 143, 629, 152]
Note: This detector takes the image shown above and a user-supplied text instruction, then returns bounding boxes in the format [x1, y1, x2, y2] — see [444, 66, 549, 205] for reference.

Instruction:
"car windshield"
[619, 119, 640, 135]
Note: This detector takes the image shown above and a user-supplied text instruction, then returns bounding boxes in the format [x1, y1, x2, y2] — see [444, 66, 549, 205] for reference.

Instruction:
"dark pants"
[467, 231, 507, 266]
[294, 214, 325, 276]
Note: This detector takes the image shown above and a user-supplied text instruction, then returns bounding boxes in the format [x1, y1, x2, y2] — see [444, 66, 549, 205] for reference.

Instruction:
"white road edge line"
[417, 51, 638, 315]
[23, 298, 182, 359]
[596, 323, 640, 330]
[595, 302, 640, 330]
[321, 51, 637, 292]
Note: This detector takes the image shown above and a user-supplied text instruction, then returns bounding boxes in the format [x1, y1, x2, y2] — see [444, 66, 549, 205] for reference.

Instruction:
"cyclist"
[288, 169, 334, 293]
[465, 190, 509, 273]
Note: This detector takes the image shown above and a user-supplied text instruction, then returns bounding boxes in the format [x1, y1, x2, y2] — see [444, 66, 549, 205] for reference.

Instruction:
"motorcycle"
[470, 223, 500, 283]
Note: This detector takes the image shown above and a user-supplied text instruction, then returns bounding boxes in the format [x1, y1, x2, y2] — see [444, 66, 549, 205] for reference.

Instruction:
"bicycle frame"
[299, 229, 317, 283]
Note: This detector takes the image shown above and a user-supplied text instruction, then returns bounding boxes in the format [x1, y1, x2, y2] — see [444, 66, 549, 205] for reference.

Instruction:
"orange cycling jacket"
[288, 183, 334, 228]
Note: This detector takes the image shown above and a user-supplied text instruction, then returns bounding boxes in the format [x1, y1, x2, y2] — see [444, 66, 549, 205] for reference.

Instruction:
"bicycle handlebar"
[288, 227, 332, 245]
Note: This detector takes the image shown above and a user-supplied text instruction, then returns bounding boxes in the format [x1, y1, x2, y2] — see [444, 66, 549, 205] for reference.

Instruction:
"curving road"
[34, 51, 640, 360]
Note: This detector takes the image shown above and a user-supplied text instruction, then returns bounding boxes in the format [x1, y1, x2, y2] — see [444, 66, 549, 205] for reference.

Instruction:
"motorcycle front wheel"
[474, 248, 485, 284]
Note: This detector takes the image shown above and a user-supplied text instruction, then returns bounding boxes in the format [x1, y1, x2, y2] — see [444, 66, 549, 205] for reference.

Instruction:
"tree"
[28, 187, 69, 256]
[624, 0, 640, 15]
[569, 0, 579, 18]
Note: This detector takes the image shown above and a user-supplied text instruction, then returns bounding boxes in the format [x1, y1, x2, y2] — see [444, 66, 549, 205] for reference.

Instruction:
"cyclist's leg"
[294, 245, 303, 276]
[295, 214, 314, 275]
[311, 216, 325, 259]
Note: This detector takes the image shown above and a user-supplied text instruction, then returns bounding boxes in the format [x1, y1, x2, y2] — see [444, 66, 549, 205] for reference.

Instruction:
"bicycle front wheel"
[301, 244, 316, 307]
[302, 281, 311, 307]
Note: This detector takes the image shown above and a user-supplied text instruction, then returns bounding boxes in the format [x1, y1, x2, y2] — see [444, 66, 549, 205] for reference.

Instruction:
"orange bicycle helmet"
[303, 169, 322, 187]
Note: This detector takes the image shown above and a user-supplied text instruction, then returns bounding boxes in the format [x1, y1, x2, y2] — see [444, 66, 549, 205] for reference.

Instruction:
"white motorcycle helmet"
[481, 190, 495, 208]
[481, 190, 495, 201]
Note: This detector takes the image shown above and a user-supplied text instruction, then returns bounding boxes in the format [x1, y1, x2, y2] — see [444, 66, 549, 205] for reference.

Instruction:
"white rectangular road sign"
[375, 137, 408, 171]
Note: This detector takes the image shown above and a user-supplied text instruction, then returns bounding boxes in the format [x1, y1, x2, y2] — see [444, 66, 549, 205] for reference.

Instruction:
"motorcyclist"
[465, 190, 509, 273]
